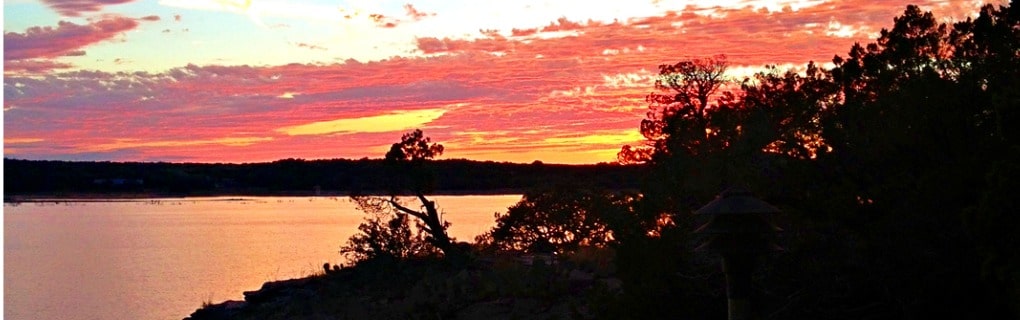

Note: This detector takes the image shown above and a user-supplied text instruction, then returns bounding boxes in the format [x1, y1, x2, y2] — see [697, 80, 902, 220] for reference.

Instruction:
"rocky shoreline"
[186, 277, 320, 320]
[185, 254, 621, 320]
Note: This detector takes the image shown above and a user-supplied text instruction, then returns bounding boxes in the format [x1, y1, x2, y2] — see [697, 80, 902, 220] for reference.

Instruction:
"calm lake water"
[4, 195, 521, 320]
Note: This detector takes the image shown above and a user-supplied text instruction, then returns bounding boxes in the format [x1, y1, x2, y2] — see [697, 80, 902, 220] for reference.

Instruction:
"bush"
[341, 208, 438, 263]
[478, 187, 625, 254]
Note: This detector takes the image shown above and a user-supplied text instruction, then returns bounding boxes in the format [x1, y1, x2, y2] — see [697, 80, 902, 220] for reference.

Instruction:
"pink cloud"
[4, 60, 75, 73]
[4, 17, 139, 61]
[41, 0, 136, 17]
[404, 4, 435, 21]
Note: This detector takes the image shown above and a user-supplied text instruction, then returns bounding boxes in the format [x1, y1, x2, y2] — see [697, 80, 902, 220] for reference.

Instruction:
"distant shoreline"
[3, 189, 528, 203]
[5, 159, 643, 204]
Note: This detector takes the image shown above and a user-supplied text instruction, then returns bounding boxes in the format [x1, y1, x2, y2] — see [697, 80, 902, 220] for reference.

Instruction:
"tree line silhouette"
[3, 157, 643, 197]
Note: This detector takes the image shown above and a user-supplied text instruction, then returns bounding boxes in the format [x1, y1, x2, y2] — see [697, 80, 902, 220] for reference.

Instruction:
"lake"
[3, 195, 521, 320]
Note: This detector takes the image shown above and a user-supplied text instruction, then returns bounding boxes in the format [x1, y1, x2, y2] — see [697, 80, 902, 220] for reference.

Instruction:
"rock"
[243, 277, 314, 304]
[187, 276, 325, 319]
[184, 300, 246, 320]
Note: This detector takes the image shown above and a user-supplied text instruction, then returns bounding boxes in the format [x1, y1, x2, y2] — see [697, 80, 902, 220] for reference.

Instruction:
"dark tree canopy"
[478, 187, 627, 254]
[607, 3, 1020, 318]
[620, 54, 736, 164]
[385, 129, 445, 163]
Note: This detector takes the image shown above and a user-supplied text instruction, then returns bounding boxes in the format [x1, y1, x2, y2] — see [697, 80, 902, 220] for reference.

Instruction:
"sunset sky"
[3, 0, 1001, 164]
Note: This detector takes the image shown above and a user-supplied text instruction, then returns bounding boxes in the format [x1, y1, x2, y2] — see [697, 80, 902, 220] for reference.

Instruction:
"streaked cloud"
[277, 109, 447, 136]
[4, 59, 75, 73]
[543, 130, 644, 146]
[5, 138, 46, 144]
[86, 136, 274, 152]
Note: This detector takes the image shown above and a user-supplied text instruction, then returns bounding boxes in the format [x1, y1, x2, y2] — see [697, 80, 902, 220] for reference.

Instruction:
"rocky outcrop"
[185, 300, 246, 320]
[185, 276, 327, 320]
[185, 255, 621, 320]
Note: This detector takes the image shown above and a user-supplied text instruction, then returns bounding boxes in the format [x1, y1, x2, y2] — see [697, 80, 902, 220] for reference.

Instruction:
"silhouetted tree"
[617, 55, 754, 237]
[349, 129, 460, 258]
[619, 54, 735, 164]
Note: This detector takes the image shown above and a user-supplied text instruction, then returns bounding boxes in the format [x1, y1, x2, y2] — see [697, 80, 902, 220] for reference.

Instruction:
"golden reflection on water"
[3, 195, 520, 320]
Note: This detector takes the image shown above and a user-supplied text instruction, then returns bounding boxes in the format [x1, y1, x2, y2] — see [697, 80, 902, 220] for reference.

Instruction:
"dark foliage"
[340, 205, 438, 262]
[478, 186, 634, 254]
[607, 3, 1020, 319]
